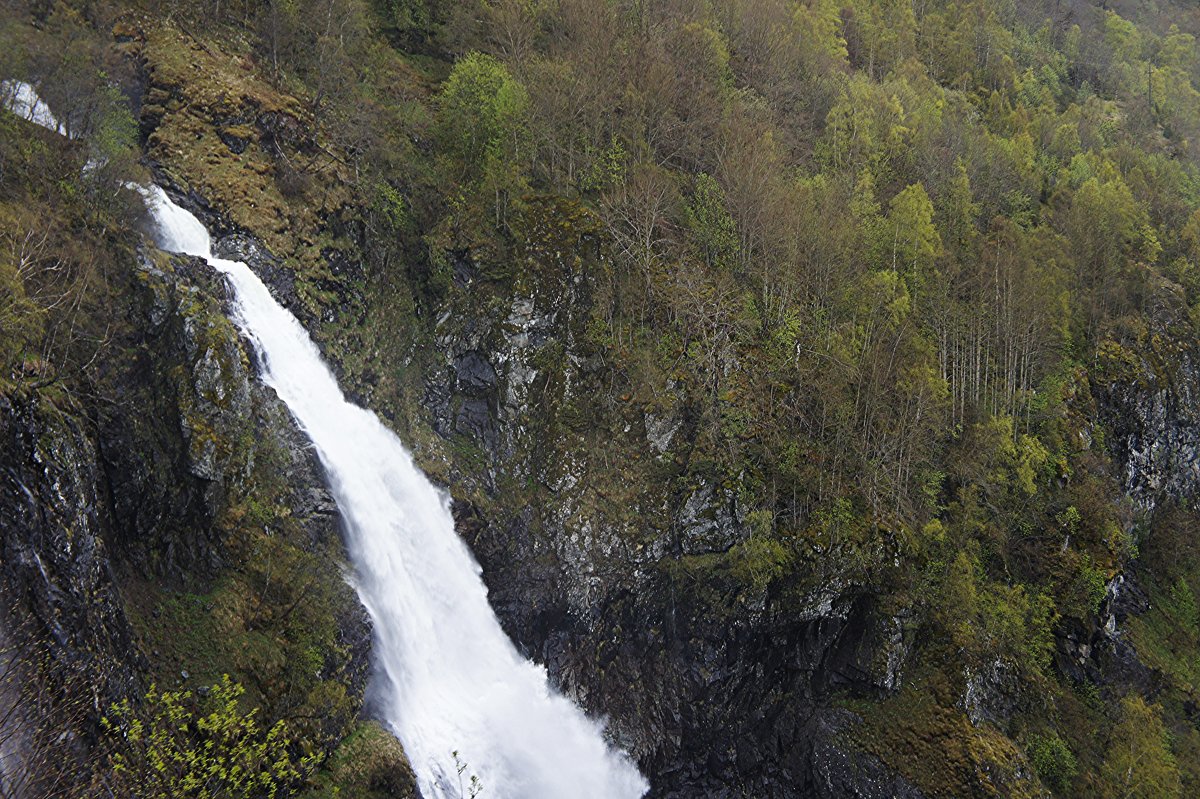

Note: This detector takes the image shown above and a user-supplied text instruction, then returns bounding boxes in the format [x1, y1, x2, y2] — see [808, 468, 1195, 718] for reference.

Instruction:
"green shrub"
[100, 676, 315, 799]
[1026, 731, 1077, 793]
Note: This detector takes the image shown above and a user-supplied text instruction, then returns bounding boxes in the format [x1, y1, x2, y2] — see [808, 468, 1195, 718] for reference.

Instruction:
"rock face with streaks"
[0, 244, 374, 790]
[0, 390, 140, 706]
[1094, 277, 1200, 512]
[412, 198, 930, 797]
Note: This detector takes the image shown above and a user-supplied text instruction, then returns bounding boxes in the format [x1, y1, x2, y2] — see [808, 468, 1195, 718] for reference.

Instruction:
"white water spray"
[6, 83, 648, 799]
[140, 187, 649, 799]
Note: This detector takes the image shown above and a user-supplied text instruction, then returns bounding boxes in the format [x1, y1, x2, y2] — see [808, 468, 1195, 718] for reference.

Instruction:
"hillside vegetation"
[5, 0, 1200, 797]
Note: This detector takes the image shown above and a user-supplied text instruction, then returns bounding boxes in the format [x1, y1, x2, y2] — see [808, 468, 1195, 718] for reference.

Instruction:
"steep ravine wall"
[0, 238, 380, 793]
[117, 22, 1200, 798]
[415, 237, 930, 798]
[151, 149, 932, 795]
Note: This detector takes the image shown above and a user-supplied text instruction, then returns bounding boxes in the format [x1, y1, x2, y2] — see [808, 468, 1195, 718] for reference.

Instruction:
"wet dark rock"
[93, 257, 226, 585]
[257, 110, 311, 156]
[1085, 279, 1198, 699]
[322, 246, 364, 284]
[454, 351, 498, 392]
[453, 486, 905, 796]
[217, 128, 249, 154]
[451, 250, 477, 287]
[677, 481, 744, 556]
[962, 659, 1020, 726]
[0, 393, 142, 700]
[1054, 574, 1157, 697]
[212, 232, 300, 307]
[149, 168, 238, 241]
[454, 396, 497, 448]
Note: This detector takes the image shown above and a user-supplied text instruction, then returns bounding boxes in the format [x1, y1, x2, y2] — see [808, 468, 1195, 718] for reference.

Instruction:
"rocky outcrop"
[1054, 574, 1156, 697]
[0, 239, 375, 787]
[421, 201, 917, 797]
[1094, 277, 1200, 512]
[0, 382, 147, 794]
[0, 392, 140, 706]
[108, 244, 372, 708]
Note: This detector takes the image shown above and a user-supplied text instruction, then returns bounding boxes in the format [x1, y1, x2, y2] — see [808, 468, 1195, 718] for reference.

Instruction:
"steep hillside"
[5, 0, 1200, 797]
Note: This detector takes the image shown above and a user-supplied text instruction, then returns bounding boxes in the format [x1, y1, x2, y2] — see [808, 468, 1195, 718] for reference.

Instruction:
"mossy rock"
[301, 721, 419, 799]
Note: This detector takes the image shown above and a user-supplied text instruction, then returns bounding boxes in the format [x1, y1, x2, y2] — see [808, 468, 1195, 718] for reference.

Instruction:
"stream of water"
[139, 183, 649, 799]
[6, 81, 648, 799]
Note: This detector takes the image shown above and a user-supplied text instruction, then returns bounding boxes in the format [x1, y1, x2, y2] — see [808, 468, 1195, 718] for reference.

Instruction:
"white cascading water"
[140, 187, 649, 799]
[6, 82, 648, 799]
[2, 80, 68, 135]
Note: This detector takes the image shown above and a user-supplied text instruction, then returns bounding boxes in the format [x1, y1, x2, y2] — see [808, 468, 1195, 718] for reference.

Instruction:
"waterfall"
[1, 80, 68, 136]
[6, 82, 647, 799]
[141, 190, 648, 798]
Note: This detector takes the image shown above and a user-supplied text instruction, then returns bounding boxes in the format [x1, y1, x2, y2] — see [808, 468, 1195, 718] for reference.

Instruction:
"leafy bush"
[100, 676, 315, 799]
[1026, 731, 1077, 793]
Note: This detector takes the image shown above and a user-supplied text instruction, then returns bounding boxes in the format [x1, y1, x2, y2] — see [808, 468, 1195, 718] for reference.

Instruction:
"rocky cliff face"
[403, 200, 927, 797]
[0, 236, 375, 791]
[1094, 278, 1200, 513]
[0, 390, 141, 768]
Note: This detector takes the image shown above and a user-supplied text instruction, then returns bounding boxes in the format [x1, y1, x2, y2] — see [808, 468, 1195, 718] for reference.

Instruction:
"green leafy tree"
[1026, 732, 1077, 793]
[822, 74, 909, 174]
[376, 0, 433, 36]
[1063, 175, 1149, 330]
[100, 676, 315, 799]
[437, 51, 530, 222]
[1100, 696, 1183, 799]
[887, 182, 941, 295]
[684, 173, 738, 272]
[792, 0, 848, 65]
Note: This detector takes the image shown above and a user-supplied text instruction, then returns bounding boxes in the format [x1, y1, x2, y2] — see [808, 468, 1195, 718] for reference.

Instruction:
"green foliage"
[1075, 560, 1109, 616]
[1170, 577, 1200, 636]
[729, 534, 793, 592]
[299, 722, 417, 799]
[977, 581, 1056, 677]
[1100, 696, 1183, 799]
[101, 676, 315, 799]
[887, 182, 941, 296]
[374, 181, 412, 233]
[822, 74, 910, 174]
[438, 51, 528, 177]
[684, 173, 739, 272]
[0, 97, 129, 385]
[578, 135, 626, 194]
[89, 81, 136, 160]
[376, 0, 433, 36]
[437, 50, 530, 224]
[792, 0, 848, 65]
[1026, 731, 1077, 793]
[0, 222, 44, 374]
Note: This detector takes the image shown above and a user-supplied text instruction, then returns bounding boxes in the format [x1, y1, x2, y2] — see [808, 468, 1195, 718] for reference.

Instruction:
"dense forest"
[5, 0, 1200, 796]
